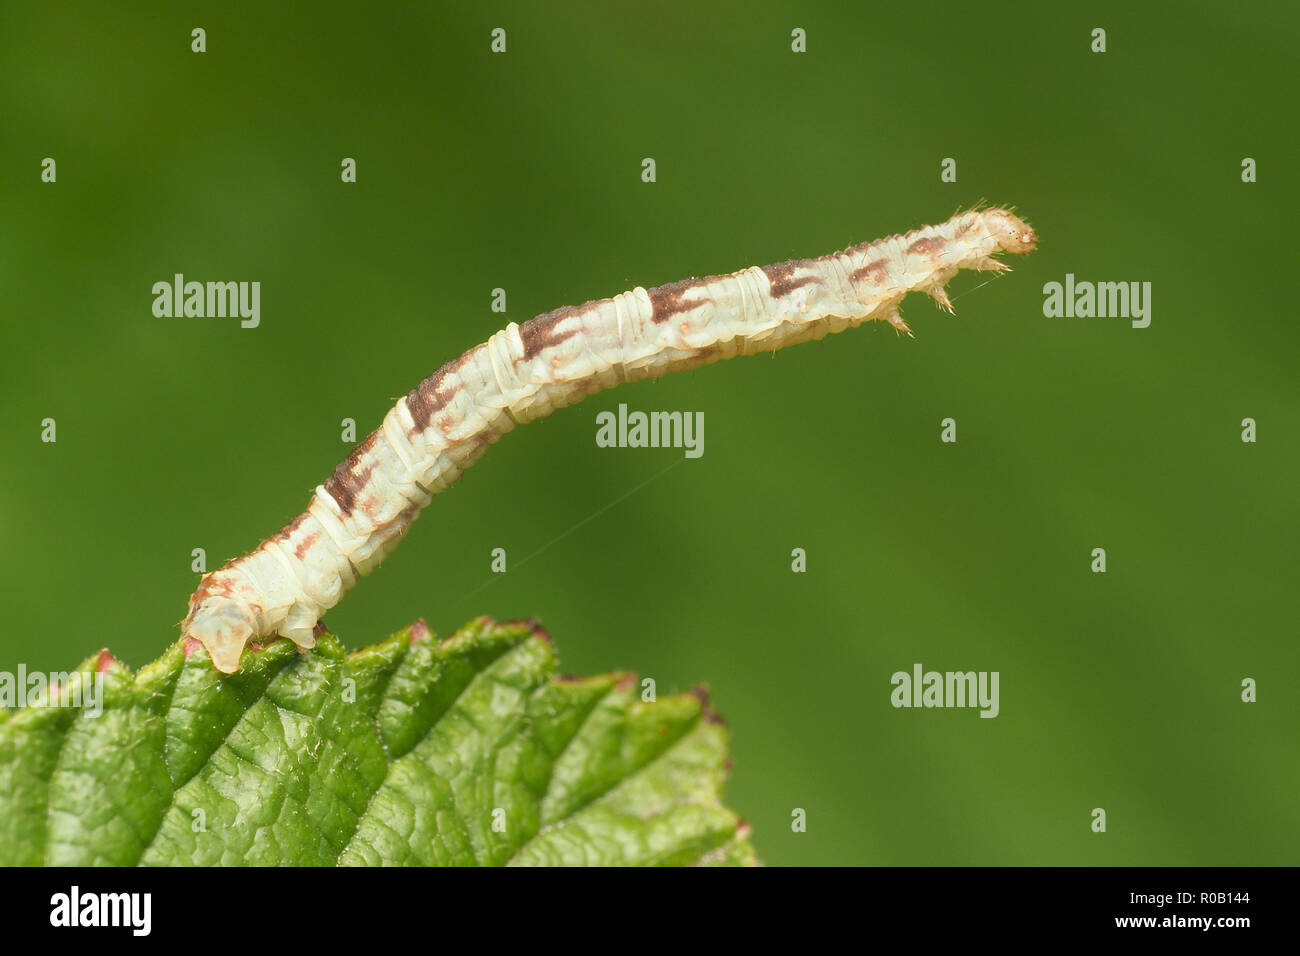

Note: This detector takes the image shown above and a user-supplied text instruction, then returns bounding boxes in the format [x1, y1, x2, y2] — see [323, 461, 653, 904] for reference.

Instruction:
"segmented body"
[185, 207, 1036, 672]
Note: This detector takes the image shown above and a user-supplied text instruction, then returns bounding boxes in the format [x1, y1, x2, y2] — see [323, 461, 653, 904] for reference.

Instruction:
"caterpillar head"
[983, 209, 1037, 254]
[184, 592, 257, 674]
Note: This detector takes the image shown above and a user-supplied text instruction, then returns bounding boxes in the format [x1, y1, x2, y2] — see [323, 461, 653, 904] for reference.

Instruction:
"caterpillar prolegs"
[184, 207, 1037, 673]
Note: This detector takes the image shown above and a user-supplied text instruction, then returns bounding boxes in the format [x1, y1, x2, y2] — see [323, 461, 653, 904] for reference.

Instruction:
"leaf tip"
[409, 618, 431, 644]
[505, 618, 552, 644]
[688, 686, 727, 727]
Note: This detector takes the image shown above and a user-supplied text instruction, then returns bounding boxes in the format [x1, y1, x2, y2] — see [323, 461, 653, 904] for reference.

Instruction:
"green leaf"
[0, 618, 755, 866]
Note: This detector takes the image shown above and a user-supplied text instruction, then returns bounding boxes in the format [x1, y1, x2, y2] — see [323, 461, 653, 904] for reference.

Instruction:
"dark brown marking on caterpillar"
[520, 305, 587, 360]
[405, 360, 462, 432]
[761, 260, 817, 299]
[266, 513, 308, 547]
[648, 278, 708, 323]
[906, 236, 945, 257]
[293, 532, 322, 561]
[377, 503, 420, 538]
[851, 259, 891, 285]
[243, 513, 311, 564]
[183, 571, 252, 629]
[324, 433, 382, 514]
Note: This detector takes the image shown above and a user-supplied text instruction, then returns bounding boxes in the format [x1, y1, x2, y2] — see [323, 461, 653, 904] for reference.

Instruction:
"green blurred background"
[2, 1, 1296, 865]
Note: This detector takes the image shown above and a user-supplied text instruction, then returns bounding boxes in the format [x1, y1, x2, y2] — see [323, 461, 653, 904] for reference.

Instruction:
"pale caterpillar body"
[185, 207, 1037, 673]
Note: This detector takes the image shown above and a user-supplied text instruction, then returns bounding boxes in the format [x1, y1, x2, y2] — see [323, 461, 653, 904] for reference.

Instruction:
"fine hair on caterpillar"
[184, 207, 1037, 673]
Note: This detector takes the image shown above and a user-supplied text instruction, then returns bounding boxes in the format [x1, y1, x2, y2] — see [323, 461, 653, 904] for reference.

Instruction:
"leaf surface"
[0, 618, 755, 866]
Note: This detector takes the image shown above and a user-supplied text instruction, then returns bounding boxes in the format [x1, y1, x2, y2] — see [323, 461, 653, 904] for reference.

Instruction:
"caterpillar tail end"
[182, 593, 256, 674]
[205, 636, 247, 674]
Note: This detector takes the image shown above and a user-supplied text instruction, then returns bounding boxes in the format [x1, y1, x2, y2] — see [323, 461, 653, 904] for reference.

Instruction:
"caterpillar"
[184, 207, 1037, 673]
